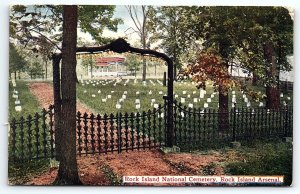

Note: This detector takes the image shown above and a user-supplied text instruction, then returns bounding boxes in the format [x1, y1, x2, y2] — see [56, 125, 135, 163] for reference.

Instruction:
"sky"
[78, 5, 141, 45]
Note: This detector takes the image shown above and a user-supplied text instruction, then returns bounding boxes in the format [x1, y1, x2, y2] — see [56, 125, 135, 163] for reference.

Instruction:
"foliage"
[148, 6, 194, 66]
[185, 49, 237, 95]
[226, 141, 292, 186]
[123, 54, 141, 75]
[9, 81, 42, 119]
[80, 55, 96, 72]
[10, 5, 123, 51]
[27, 61, 44, 79]
[9, 43, 27, 75]
[8, 159, 50, 185]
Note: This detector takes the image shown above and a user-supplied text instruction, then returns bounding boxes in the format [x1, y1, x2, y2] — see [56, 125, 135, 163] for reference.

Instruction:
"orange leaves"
[185, 50, 237, 93]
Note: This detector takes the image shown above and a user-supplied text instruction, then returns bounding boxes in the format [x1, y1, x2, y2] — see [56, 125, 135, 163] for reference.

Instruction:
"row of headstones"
[11, 80, 22, 112]
[81, 78, 165, 87]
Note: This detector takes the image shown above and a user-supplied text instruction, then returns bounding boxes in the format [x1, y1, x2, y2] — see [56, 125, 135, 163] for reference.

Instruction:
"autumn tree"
[53, 5, 81, 185]
[186, 49, 237, 131]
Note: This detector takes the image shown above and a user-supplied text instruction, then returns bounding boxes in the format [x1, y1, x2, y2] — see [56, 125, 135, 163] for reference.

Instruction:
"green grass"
[8, 158, 51, 185]
[77, 79, 293, 115]
[225, 140, 292, 186]
[9, 81, 41, 119]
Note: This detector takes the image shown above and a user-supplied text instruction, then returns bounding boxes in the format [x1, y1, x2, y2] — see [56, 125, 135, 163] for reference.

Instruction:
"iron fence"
[9, 102, 293, 162]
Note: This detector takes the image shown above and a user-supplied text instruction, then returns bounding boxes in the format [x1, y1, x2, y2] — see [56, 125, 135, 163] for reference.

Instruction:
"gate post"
[165, 60, 174, 147]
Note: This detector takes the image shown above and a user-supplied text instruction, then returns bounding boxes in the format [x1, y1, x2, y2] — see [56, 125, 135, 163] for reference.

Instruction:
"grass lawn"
[77, 78, 293, 115]
[225, 140, 292, 186]
[9, 81, 42, 119]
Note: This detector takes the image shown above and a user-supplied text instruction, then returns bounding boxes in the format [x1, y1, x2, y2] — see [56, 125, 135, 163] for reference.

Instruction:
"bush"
[226, 141, 292, 186]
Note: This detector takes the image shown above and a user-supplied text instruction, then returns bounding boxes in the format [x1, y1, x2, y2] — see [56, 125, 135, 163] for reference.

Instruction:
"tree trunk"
[18, 71, 21, 80]
[218, 86, 229, 131]
[45, 60, 48, 80]
[142, 36, 147, 81]
[264, 42, 280, 109]
[53, 5, 81, 185]
[14, 71, 17, 80]
[252, 72, 258, 86]
[142, 57, 146, 81]
[90, 63, 93, 79]
[218, 42, 229, 131]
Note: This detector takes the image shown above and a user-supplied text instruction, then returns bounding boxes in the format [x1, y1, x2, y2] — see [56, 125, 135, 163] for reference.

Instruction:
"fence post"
[232, 103, 237, 142]
[284, 106, 289, 137]
[163, 72, 167, 87]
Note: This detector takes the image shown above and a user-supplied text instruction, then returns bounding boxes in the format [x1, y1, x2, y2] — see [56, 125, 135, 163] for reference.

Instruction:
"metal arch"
[52, 38, 175, 147]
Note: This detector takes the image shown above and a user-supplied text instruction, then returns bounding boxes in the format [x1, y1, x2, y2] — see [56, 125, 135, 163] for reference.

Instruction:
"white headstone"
[159, 91, 163, 95]
[193, 98, 198, 103]
[204, 103, 208, 108]
[149, 90, 152, 95]
[280, 93, 283, 97]
[92, 94, 96, 98]
[116, 103, 121, 109]
[122, 95, 126, 99]
[175, 94, 178, 98]
[207, 98, 211, 102]
[153, 104, 159, 109]
[193, 91, 196, 94]
[151, 99, 156, 103]
[136, 91, 140, 95]
[287, 97, 291, 100]
[136, 103, 141, 109]
[15, 105, 22, 112]
[181, 98, 185, 103]
[135, 99, 140, 104]
[232, 97, 236, 103]
[247, 102, 251, 107]
[102, 98, 107, 102]
[183, 91, 187, 95]
[111, 91, 115, 93]
[180, 112, 185, 118]
[188, 103, 193, 108]
[107, 95, 112, 99]
[97, 90, 101, 94]
[259, 102, 264, 107]
[187, 94, 191, 98]
[232, 91, 235, 95]
[83, 90, 87, 93]
[124, 91, 128, 94]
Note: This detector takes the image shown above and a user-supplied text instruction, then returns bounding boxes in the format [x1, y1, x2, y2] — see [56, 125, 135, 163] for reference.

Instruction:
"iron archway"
[52, 38, 175, 148]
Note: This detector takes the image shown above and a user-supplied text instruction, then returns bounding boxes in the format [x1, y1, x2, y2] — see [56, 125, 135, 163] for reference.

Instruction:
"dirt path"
[27, 82, 225, 186]
[29, 82, 92, 114]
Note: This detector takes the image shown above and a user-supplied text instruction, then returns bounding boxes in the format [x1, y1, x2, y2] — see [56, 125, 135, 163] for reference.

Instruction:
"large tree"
[9, 43, 27, 80]
[233, 7, 293, 109]
[148, 6, 193, 80]
[126, 5, 153, 81]
[53, 5, 81, 185]
[10, 5, 123, 81]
